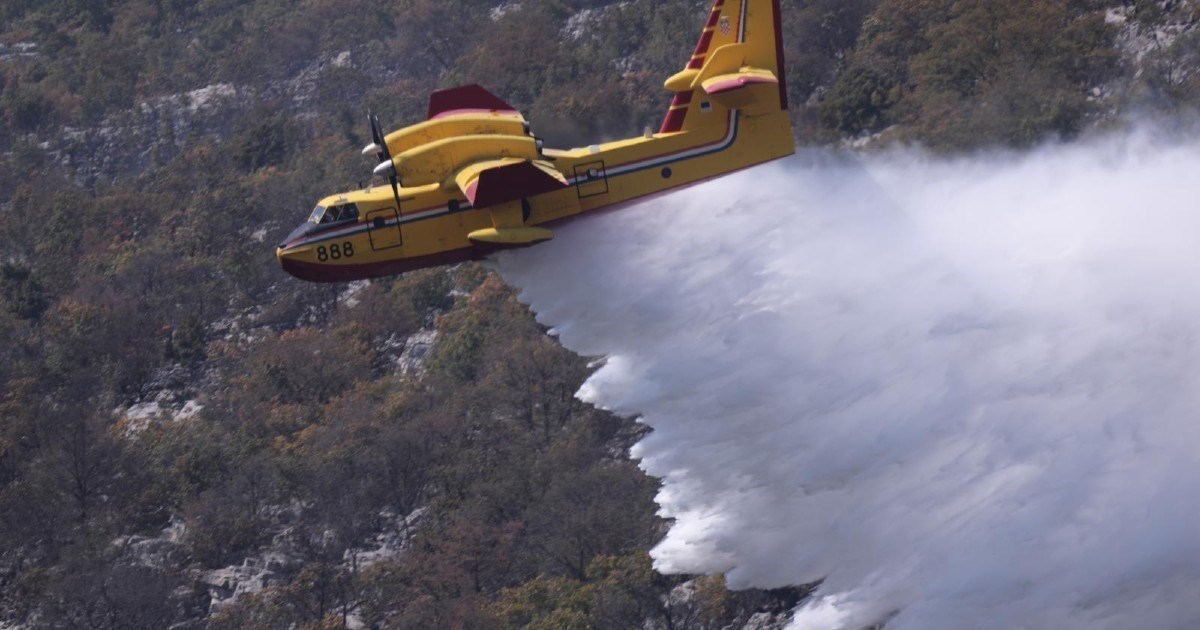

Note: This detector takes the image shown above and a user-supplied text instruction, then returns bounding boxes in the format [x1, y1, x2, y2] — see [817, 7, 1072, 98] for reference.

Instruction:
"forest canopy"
[1, 0, 1197, 627]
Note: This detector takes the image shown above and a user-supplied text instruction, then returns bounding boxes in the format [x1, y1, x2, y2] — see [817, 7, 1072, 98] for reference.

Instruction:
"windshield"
[323, 203, 359, 223]
[307, 203, 360, 225]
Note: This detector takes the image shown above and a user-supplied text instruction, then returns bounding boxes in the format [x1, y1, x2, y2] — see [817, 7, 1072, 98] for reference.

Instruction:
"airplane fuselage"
[276, 0, 795, 282]
[276, 108, 793, 282]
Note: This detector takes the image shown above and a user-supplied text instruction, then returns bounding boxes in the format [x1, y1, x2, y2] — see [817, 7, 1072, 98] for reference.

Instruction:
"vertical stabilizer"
[660, 0, 788, 134]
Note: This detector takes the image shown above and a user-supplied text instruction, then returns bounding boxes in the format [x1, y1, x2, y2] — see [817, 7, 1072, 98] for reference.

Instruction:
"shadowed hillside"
[1, 0, 1198, 627]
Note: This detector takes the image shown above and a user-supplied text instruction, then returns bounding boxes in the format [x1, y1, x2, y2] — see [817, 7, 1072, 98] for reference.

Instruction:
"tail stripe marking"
[688, 0, 727, 69]
[660, 92, 693, 133]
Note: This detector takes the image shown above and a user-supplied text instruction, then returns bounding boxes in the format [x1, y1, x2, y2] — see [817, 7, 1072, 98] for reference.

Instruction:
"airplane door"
[366, 208, 403, 250]
[574, 160, 609, 198]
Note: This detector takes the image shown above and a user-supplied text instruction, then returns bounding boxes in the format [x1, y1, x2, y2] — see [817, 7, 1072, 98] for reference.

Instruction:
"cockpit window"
[309, 203, 360, 225]
[327, 203, 359, 223]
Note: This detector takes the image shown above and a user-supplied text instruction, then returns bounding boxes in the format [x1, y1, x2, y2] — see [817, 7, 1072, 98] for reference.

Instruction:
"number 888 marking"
[317, 242, 355, 262]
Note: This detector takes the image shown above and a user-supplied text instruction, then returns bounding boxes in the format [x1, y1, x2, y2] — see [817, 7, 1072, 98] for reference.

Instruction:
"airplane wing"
[454, 158, 568, 209]
[427, 84, 522, 120]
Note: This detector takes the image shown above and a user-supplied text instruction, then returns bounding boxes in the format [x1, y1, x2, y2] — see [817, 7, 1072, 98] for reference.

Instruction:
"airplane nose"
[276, 245, 294, 273]
[276, 223, 315, 275]
[277, 246, 307, 280]
[276, 244, 339, 282]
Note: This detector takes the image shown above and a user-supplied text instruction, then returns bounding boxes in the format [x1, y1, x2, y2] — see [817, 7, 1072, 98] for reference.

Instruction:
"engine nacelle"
[378, 113, 529, 158]
[387, 134, 540, 188]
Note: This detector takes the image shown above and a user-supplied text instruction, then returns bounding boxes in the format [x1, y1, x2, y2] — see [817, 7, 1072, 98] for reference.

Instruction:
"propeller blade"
[368, 110, 392, 165]
[390, 174, 402, 205]
[369, 110, 384, 146]
[368, 110, 404, 225]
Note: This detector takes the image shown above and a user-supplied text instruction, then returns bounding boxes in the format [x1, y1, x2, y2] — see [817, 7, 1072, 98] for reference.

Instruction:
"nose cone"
[277, 245, 329, 282]
[276, 244, 307, 280]
[277, 222, 326, 282]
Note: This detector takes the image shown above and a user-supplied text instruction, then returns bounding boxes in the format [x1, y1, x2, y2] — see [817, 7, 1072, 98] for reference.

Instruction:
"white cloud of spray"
[493, 128, 1200, 629]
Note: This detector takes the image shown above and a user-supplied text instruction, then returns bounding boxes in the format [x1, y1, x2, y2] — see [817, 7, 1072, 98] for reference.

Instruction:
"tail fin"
[659, 0, 788, 134]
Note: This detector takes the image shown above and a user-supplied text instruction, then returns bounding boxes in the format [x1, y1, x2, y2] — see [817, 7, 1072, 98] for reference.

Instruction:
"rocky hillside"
[1, 1, 1199, 628]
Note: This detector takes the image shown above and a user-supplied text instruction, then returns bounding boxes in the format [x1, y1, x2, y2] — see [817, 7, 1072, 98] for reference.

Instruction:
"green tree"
[0, 264, 49, 321]
[820, 0, 1119, 147]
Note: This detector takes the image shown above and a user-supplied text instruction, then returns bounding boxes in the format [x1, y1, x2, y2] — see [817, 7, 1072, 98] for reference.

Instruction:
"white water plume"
[493, 128, 1200, 629]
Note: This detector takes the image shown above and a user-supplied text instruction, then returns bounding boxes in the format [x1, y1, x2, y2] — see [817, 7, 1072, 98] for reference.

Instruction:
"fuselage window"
[308, 205, 326, 223]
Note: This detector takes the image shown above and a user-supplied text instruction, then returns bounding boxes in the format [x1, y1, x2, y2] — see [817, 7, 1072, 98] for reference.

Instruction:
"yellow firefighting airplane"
[277, 0, 795, 282]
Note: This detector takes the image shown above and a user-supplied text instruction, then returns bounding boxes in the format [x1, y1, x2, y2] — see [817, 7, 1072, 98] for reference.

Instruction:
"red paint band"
[704, 75, 778, 95]
[659, 107, 688, 134]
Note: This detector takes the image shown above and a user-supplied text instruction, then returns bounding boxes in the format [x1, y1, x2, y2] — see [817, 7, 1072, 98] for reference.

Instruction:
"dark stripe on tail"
[772, 0, 788, 110]
[659, 92, 694, 133]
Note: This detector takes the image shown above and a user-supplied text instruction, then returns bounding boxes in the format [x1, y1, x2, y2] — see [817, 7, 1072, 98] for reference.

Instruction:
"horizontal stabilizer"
[455, 158, 568, 209]
[701, 67, 779, 96]
[428, 84, 520, 120]
[468, 226, 554, 248]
